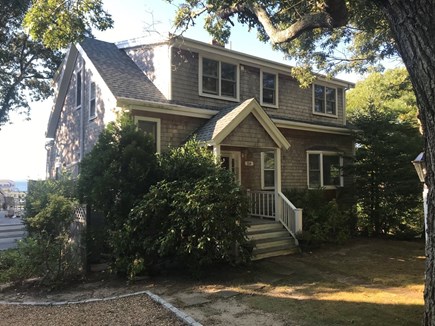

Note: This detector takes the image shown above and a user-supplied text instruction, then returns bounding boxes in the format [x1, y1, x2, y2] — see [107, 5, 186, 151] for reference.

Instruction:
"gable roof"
[79, 38, 167, 103]
[47, 38, 167, 138]
[195, 98, 290, 149]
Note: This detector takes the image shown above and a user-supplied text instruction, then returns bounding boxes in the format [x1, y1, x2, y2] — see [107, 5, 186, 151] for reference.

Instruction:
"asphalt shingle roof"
[80, 38, 167, 103]
[195, 98, 254, 142]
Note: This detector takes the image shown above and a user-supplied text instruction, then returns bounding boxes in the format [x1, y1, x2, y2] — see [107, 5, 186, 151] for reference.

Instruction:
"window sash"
[314, 85, 336, 115]
[262, 152, 275, 189]
[201, 57, 237, 99]
[76, 70, 82, 108]
[262, 72, 277, 105]
[308, 152, 343, 188]
[89, 82, 96, 119]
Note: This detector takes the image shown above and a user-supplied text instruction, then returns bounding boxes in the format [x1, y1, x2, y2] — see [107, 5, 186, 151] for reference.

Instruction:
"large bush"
[78, 115, 160, 230]
[112, 141, 251, 277]
[284, 188, 352, 247]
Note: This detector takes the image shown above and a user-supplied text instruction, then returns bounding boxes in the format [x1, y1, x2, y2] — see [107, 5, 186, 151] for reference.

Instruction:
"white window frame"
[134, 116, 161, 153]
[89, 81, 97, 120]
[76, 69, 82, 110]
[261, 151, 275, 190]
[260, 70, 279, 108]
[199, 55, 240, 102]
[312, 83, 338, 118]
[306, 151, 344, 189]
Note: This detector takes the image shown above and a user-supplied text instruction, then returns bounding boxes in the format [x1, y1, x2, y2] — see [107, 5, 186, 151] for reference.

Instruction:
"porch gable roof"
[195, 98, 290, 149]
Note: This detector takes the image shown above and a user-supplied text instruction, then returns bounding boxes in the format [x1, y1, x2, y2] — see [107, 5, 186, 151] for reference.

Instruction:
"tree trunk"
[377, 1, 435, 324]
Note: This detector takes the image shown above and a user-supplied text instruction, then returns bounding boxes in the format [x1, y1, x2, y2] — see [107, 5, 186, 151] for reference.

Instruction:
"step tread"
[252, 248, 298, 260]
[253, 243, 297, 254]
[250, 235, 293, 244]
[254, 239, 295, 250]
[248, 230, 290, 240]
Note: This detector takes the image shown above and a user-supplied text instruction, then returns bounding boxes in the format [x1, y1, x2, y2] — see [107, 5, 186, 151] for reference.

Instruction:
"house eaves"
[46, 45, 79, 139]
[171, 37, 355, 89]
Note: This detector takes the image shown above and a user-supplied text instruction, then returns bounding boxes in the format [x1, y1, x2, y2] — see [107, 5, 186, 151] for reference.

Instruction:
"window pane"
[314, 85, 325, 113]
[90, 82, 96, 117]
[309, 154, 320, 170]
[76, 72, 81, 107]
[325, 87, 336, 101]
[137, 120, 157, 151]
[203, 58, 218, 77]
[264, 152, 275, 169]
[221, 62, 236, 81]
[309, 171, 321, 188]
[221, 80, 236, 97]
[325, 87, 336, 115]
[264, 170, 275, 188]
[203, 76, 218, 94]
[263, 73, 276, 104]
[323, 155, 340, 186]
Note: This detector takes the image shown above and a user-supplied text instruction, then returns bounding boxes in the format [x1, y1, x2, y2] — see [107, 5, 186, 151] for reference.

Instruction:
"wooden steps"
[247, 221, 298, 260]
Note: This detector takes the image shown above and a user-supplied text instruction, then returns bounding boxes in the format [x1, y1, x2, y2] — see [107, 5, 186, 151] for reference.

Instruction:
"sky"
[0, 0, 362, 181]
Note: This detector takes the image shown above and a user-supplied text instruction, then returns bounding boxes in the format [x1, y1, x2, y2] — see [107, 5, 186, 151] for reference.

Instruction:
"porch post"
[275, 147, 282, 222]
[213, 144, 221, 163]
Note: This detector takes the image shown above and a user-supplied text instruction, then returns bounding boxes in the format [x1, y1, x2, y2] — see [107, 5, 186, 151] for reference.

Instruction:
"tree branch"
[248, 0, 348, 44]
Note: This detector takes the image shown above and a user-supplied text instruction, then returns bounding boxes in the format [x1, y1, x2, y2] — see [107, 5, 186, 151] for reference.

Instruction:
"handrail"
[248, 190, 303, 245]
[277, 191, 303, 245]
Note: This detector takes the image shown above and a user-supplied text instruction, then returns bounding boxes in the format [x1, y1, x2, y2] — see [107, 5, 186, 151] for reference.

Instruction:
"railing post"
[295, 208, 303, 233]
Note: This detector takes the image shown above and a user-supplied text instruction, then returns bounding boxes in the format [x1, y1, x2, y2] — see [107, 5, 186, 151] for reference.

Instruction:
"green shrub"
[284, 188, 352, 247]
[112, 140, 251, 278]
[2, 177, 83, 286]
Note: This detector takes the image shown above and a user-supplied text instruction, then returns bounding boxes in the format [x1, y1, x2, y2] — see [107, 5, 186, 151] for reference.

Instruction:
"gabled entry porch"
[194, 98, 303, 258]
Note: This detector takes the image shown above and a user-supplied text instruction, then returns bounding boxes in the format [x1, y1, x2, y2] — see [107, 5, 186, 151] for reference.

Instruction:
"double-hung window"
[200, 57, 238, 100]
[89, 82, 96, 119]
[261, 151, 275, 189]
[313, 84, 337, 116]
[307, 151, 343, 188]
[261, 71, 278, 107]
[76, 70, 82, 109]
[135, 117, 161, 153]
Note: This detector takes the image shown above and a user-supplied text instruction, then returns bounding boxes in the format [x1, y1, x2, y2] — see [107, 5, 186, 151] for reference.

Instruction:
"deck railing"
[248, 190, 302, 244]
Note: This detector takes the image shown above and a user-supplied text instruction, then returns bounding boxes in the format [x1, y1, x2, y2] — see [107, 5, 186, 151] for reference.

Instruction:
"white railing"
[248, 191, 275, 219]
[277, 191, 303, 245]
[248, 190, 302, 244]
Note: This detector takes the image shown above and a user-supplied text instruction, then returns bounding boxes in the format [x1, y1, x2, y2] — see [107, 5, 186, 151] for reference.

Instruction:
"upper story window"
[307, 151, 343, 189]
[313, 84, 337, 117]
[135, 117, 161, 153]
[76, 70, 82, 109]
[200, 56, 238, 101]
[261, 151, 275, 189]
[89, 82, 96, 120]
[261, 71, 278, 107]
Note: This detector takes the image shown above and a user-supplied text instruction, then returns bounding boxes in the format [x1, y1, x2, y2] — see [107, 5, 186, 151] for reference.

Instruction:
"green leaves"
[23, 0, 113, 50]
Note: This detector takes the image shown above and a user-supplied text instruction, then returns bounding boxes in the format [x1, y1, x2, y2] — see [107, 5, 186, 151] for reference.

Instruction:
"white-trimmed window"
[261, 71, 278, 107]
[313, 84, 337, 117]
[261, 151, 275, 189]
[307, 151, 343, 189]
[135, 117, 161, 153]
[200, 56, 238, 100]
[76, 70, 82, 109]
[89, 82, 96, 119]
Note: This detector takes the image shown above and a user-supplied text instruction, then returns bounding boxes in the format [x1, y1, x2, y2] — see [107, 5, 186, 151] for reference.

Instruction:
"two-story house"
[46, 36, 354, 258]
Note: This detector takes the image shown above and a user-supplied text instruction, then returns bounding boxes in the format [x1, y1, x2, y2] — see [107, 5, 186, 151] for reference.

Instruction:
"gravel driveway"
[0, 295, 186, 326]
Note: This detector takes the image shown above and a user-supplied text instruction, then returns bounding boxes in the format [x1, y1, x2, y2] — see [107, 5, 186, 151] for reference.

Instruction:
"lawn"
[167, 238, 425, 325]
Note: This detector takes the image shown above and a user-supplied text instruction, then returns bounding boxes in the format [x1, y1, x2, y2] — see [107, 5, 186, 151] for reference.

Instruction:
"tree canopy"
[0, 0, 112, 126]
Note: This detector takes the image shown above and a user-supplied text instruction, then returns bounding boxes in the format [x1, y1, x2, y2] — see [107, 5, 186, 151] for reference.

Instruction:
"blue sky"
[0, 0, 361, 181]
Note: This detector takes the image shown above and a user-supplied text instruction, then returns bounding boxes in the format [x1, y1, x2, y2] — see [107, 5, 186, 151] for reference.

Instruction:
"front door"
[221, 151, 241, 183]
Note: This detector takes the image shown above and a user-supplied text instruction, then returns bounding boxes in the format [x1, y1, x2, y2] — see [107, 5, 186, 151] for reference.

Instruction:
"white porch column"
[213, 144, 221, 163]
[275, 147, 282, 222]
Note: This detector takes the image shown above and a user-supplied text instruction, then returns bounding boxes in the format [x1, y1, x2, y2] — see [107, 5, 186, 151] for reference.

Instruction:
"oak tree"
[168, 0, 434, 323]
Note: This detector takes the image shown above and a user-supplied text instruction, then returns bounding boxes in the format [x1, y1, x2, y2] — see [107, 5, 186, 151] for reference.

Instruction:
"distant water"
[14, 181, 28, 192]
